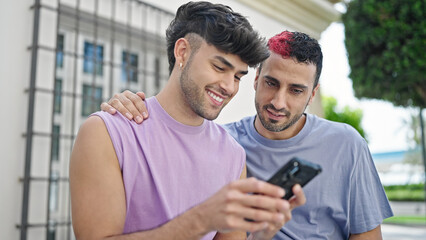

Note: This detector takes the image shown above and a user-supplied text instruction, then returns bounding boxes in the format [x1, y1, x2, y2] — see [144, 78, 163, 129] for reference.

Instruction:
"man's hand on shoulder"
[101, 90, 148, 124]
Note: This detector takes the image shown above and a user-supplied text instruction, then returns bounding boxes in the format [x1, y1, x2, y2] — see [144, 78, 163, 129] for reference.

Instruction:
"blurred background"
[0, 0, 425, 239]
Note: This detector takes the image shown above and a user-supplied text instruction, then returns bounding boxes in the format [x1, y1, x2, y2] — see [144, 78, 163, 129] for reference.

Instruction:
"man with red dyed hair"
[102, 30, 393, 239]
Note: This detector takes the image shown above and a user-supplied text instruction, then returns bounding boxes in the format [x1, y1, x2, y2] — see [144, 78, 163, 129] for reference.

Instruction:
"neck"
[254, 114, 306, 140]
[156, 73, 204, 126]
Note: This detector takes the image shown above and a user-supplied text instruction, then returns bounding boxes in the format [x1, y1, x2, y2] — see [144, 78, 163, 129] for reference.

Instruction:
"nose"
[270, 92, 287, 110]
[219, 73, 238, 96]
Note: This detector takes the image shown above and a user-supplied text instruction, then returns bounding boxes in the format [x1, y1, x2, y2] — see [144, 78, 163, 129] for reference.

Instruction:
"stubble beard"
[255, 100, 306, 132]
[179, 62, 221, 121]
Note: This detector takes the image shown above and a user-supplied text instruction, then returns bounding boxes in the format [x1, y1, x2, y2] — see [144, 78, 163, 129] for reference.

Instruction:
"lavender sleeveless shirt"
[93, 97, 245, 239]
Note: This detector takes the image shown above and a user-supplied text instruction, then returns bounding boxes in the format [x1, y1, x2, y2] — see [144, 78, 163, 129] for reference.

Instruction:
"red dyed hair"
[267, 31, 294, 57]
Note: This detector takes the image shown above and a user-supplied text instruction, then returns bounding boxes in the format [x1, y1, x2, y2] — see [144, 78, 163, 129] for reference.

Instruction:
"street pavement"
[389, 201, 426, 216]
[382, 224, 426, 240]
[381, 201, 426, 239]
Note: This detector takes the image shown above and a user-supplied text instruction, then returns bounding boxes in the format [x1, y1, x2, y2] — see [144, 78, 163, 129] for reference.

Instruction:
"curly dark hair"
[166, 1, 269, 74]
[260, 31, 323, 87]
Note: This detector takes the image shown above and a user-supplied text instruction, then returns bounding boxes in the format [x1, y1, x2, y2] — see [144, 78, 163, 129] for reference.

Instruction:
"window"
[82, 84, 103, 116]
[51, 125, 60, 161]
[49, 171, 59, 212]
[54, 79, 62, 114]
[83, 41, 104, 76]
[121, 51, 139, 83]
[56, 34, 64, 69]
[47, 224, 56, 240]
[155, 57, 160, 89]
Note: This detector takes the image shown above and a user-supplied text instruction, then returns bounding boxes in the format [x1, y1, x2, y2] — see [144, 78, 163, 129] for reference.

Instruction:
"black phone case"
[267, 157, 322, 200]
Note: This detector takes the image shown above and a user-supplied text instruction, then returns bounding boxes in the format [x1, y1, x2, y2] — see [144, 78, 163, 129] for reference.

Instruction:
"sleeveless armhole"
[91, 112, 125, 169]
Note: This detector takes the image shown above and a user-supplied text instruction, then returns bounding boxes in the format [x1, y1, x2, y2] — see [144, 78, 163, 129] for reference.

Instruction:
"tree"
[322, 96, 367, 140]
[342, 0, 426, 196]
[342, 0, 425, 108]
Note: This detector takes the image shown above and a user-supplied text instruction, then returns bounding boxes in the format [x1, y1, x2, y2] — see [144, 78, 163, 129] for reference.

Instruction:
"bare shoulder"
[70, 115, 125, 238]
[71, 115, 116, 165]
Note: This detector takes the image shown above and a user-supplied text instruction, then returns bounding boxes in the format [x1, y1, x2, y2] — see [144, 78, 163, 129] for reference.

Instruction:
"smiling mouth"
[207, 90, 224, 106]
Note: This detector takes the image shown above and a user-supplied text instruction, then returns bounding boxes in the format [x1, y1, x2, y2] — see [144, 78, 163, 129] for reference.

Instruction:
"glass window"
[82, 84, 103, 116]
[54, 79, 62, 114]
[47, 225, 56, 240]
[83, 41, 104, 76]
[121, 51, 139, 83]
[56, 34, 64, 69]
[155, 57, 160, 89]
[51, 125, 60, 161]
[49, 171, 59, 213]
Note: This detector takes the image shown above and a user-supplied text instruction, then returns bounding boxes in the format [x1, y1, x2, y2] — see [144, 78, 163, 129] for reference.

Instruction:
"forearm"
[348, 225, 382, 240]
[247, 232, 272, 240]
[104, 206, 209, 240]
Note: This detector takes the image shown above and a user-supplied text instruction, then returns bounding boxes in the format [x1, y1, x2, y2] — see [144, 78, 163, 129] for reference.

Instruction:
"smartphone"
[268, 157, 322, 200]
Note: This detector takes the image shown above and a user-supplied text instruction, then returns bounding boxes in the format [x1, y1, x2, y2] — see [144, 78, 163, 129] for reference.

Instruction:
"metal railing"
[19, 1, 174, 239]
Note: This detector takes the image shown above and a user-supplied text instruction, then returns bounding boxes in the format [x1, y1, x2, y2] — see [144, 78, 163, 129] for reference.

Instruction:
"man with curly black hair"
[103, 30, 393, 239]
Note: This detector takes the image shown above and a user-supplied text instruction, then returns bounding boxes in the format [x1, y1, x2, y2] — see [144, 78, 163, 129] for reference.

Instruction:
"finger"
[109, 97, 134, 120]
[223, 199, 285, 224]
[278, 201, 292, 224]
[229, 178, 285, 198]
[136, 92, 148, 119]
[245, 194, 289, 214]
[225, 188, 288, 215]
[100, 102, 117, 114]
[136, 91, 146, 100]
[114, 93, 144, 122]
[118, 91, 144, 123]
[124, 91, 148, 120]
[289, 184, 306, 209]
[241, 205, 286, 224]
[221, 216, 269, 233]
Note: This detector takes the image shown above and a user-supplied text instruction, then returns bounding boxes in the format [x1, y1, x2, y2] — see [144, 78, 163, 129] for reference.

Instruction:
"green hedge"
[384, 184, 425, 201]
[384, 215, 426, 225]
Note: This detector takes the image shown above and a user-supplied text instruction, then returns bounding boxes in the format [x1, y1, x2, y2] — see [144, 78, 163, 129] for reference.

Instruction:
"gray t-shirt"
[223, 114, 393, 240]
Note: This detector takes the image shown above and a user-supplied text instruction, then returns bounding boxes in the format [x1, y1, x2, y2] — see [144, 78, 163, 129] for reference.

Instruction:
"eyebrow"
[264, 75, 308, 89]
[214, 56, 248, 75]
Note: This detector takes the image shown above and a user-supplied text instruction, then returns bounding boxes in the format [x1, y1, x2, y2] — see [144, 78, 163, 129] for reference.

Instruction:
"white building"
[0, 0, 340, 239]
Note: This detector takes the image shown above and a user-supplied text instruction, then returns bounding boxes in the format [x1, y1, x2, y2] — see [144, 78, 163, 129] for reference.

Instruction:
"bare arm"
[349, 225, 382, 240]
[70, 117, 299, 239]
[70, 116, 209, 239]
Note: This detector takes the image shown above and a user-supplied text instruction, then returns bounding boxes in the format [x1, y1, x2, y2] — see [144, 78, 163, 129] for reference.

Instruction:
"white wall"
[0, 0, 34, 239]
[139, 0, 291, 124]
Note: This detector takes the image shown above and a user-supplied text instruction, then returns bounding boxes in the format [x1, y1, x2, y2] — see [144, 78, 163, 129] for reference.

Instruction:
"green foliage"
[384, 216, 426, 225]
[322, 96, 367, 139]
[342, 0, 426, 108]
[384, 184, 425, 201]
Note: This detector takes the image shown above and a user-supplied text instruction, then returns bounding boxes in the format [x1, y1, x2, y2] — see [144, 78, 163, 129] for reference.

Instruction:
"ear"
[308, 83, 320, 105]
[254, 67, 260, 91]
[174, 38, 190, 69]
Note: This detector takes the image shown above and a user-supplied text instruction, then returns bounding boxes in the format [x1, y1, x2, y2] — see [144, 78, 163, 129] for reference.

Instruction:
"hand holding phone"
[267, 157, 322, 200]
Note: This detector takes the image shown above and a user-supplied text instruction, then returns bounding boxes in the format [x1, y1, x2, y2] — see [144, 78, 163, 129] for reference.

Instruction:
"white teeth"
[208, 91, 223, 103]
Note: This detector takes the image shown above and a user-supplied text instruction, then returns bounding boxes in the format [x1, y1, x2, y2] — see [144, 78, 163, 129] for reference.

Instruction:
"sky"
[318, 22, 415, 153]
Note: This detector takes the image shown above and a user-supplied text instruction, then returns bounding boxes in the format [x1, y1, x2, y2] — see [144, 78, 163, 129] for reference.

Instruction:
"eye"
[291, 88, 304, 94]
[214, 64, 224, 72]
[266, 80, 277, 87]
[234, 75, 241, 81]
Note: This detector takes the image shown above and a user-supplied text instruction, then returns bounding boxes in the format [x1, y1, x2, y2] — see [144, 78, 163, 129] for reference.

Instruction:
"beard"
[179, 62, 222, 121]
[255, 100, 306, 132]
